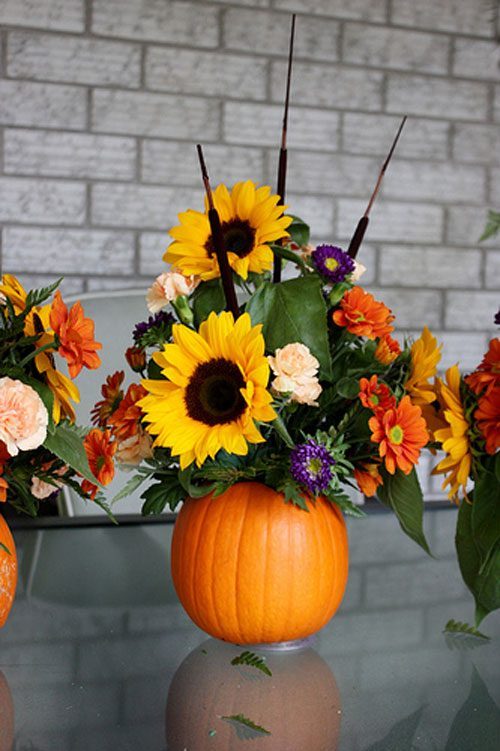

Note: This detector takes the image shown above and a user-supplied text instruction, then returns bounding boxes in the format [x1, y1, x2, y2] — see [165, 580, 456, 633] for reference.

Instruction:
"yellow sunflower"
[36, 351, 80, 424]
[139, 311, 276, 469]
[432, 365, 472, 503]
[0, 274, 27, 313]
[165, 181, 292, 281]
[405, 326, 442, 406]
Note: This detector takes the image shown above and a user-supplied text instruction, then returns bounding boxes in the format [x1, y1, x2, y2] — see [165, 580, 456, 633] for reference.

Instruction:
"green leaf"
[231, 650, 272, 676]
[363, 707, 424, 751]
[92, 494, 118, 524]
[335, 376, 360, 399]
[112, 472, 150, 504]
[43, 422, 97, 485]
[377, 468, 431, 555]
[444, 667, 500, 751]
[328, 281, 352, 307]
[221, 714, 271, 739]
[479, 209, 500, 242]
[141, 479, 183, 514]
[0, 542, 11, 556]
[270, 243, 309, 273]
[443, 619, 489, 640]
[471, 469, 500, 572]
[279, 478, 309, 510]
[287, 215, 310, 246]
[24, 278, 62, 310]
[246, 276, 332, 379]
[192, 279, 226, 326]
[325, 492, 366, 518]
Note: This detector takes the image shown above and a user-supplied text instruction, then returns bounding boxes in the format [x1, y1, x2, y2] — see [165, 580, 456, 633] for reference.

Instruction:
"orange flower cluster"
[82, 429, 116, 500]
[50, 291, 102, 379]
[354, 462, 383, 498]
[375, 334, 401, 365]
[465, 338, 500, 456]
[359, 375, 396, 413]
[333, 287, 394, 340]
[369, 396, 428, 475]
[91, 371, 125, 427]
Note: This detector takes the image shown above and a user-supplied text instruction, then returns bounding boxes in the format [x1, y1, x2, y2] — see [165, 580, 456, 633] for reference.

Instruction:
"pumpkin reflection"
[0, 671, 14, 751]
[166, 639, 341, 750]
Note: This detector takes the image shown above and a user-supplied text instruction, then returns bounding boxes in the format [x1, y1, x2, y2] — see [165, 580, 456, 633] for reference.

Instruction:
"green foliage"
[270, 242, 309, 274]
[443, 619, 489, 642]
[112, 472, 150, 504]
[246, 275, 332, 379]
[0, 542, 12, 556]
[24, 278, 62, 310]
[325, 491, 366, 518]
[286, 215, 310, 246]
[479, 209, 500, 242]
[192, 279, 227, 326]
[377, 468, 431, 555]
[221, 714, 271, 738]
[141, 475, 184, 514]
[230, 650, 272, 676]
[44, 422, 97, 485]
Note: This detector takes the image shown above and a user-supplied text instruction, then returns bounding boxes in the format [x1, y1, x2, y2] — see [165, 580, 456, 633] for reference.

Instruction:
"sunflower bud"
[125, 346, 146, 373]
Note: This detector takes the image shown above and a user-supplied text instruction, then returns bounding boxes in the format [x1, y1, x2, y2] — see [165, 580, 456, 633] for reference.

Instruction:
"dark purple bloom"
[495, 309, 500, 326]
[133, 311, 174, 342]
[290, 439, 336, 495]
[312, 245, 355, 284]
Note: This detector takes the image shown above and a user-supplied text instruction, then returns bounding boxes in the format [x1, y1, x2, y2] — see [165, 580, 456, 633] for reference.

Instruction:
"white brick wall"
[0, 0, 499, 506]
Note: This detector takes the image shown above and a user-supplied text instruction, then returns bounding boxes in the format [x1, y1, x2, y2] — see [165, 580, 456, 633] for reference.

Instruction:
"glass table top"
[1, 507, 499, 750]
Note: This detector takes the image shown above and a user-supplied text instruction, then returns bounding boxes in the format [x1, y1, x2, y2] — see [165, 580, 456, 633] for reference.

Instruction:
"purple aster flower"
[495, 309, 500, 326]
[290, 439, 336, 495]
[133, 311, 174, 342]
[312, 245, 355, 284]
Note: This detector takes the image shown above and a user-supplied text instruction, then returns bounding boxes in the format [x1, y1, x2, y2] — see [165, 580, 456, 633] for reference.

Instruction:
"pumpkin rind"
[0, 515, 17, 629]
[171, 481, 349, 644]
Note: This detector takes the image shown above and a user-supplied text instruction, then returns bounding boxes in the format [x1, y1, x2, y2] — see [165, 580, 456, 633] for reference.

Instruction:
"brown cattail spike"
[196, 145, 239, 319]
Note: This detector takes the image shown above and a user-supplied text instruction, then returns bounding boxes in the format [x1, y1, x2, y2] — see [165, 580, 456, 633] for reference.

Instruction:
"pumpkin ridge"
[208, 495, 227, 638]
[326, 501, 348, 616]
[233, 486, 252, 642]
[320, 500, 339, 621]
[187, 496, 212, 632]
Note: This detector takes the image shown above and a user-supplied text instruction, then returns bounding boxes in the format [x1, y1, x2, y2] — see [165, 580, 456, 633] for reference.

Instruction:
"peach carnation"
[268, 343, 322, 406]
[0, 377, 48, 456]
[146, 271, 200, 313]
[115, 430, 153, 467]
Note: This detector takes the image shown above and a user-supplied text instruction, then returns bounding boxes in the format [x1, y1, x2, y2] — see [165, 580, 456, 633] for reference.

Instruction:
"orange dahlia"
[91, 371, 125, 427]
[332, 287, 394, 340]
[375, 334, 401, 365]
[81, 428, 116, 500]
[108, 383, 147, 443]
[50, 291, 102, 379]
[369, 395, 428, 475]
[359, 375, 396, 413]
[354, 462, 383, 497]
[465, 338, 500, 396]
[475, 385, 500, 455]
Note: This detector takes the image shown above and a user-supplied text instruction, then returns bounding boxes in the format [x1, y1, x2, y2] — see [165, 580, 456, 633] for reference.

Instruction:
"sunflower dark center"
[205, 219, 256, 259]
[184, 358, 246, 426]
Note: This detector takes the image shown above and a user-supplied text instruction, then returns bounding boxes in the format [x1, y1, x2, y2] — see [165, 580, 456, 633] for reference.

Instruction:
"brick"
[490, 167, 500, 205]
[343, 113, 449, 160]
[0, 643, 75, 684]
[330, 609, 423, 653]
[432, 331, 490, 371]
[330, 241, 377, 285]
[286, 194, 335, 239]
[485, 249, 500, 288]
[386, 74, 488, 121]
[268, 150, 379, 196]
[379, 246, 482, 288]
[453, 38, 500, 81]
[4, 130, 136, 180]
[86, 277, 148, 291]
[445, 291, 500, 330]
[0, 80, 86, 130]
[337, 199, 444, 244]
[223, 8, 339, 62]
[0, 0, 84, 32]
[224, 102, 339, 151]
[343, 23, 449, 74]
[92, 90, 219, 140]
[7, 31, 141, 88]
[0, 177, 85, 225]
[92, 0, 218, 47]
[367, 286, 442, 329]
[391, 0, 494, 37]
[145, 47, 266, 101]
[382, 161, 485, 204]
[92, 183, 203, 229]
[140, 232, 169, 275]
[3, 228, 135, 275]
[14, 274, 85, 296]
[446, 206, 500, 248]
[271, 61, 383, 110]
[273, 0, 387, 22]
[453, 124, 500, 165]
[142, 141, 264, 186]
[495, 85, 500, 122]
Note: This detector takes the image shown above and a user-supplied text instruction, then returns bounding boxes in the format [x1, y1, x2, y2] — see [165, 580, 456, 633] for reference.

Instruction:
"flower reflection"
[166, 639, 341, 750]
[0, 671, 14, 751]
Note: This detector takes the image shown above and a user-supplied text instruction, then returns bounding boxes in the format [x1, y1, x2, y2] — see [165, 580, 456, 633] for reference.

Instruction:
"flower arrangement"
[0, 275, 116, 518]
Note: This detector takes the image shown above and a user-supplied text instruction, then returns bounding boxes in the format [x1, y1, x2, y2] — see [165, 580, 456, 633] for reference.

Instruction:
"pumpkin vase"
[166, 638, 341, 751]
[171, 481, 349, 645]
[0, 515, 17, 629]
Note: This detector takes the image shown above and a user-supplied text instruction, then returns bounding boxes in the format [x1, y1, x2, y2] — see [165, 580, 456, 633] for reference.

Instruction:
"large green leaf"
[471, 469, 500, 571]
[479, 209, 500, 242]
[377, 468, 431, 555]
[246, 276, 332, 379]
[43, 423, 97, 485]
[192, 279, 226, 326]
[287, 215, 310, 246]
[444, 668, 500, 751]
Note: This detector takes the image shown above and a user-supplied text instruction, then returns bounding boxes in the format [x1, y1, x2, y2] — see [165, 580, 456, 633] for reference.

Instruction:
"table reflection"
[0, 671, 14, 751]
[165, 639, 341, 750]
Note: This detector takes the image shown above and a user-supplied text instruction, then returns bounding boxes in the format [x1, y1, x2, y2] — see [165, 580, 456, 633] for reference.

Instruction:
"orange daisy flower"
[369, 395, 428, 475]
[108, 383, 147, 443]
[375, 334, 401, 365]
[465, 338, 500, 396]
[81, 428, 116, 500]
[50, 291, 102, 379]
[332, 287, 394, 340]
[91, 371, 125, 427]
[354, 462, 383, 498]
[475, 385, 500, 455]
[359, 375, 396, 413]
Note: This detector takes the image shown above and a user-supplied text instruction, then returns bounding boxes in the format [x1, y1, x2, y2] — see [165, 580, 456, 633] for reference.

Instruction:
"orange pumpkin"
[0, 671, 14, 751]
[0, 515, 17, 629]
[171, 481, 348, 644]
[166, 639, 341, 751]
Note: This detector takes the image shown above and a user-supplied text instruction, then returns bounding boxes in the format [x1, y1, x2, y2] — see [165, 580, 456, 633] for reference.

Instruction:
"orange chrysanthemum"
[81, 428, 116, 500]
[354, 462, 383, 498]
[359, 375, 396, 413]
[332, 287, 394, 340]
[405, 326, 442, 407]
[369, 395, 428, 475]
[475, 385, 500, 455]
[108, 383, 147, 443]
[50, 291, 102, 379]
[91, 371, 125, 427]
[465, 338, 500, 396]
[375, 334, 401, 365]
